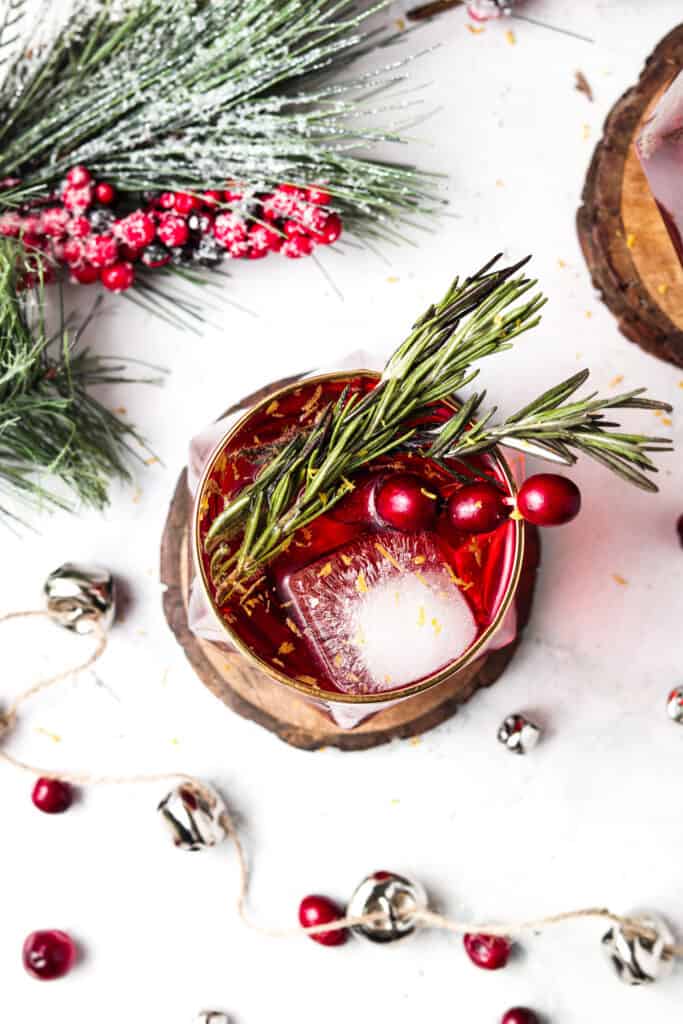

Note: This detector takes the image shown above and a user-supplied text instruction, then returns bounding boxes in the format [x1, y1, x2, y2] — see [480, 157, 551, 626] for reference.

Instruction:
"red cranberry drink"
[195, 372, 523, 707]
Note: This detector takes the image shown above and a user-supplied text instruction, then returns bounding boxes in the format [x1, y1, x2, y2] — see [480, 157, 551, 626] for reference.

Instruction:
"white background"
[3, 2, 683, 1022]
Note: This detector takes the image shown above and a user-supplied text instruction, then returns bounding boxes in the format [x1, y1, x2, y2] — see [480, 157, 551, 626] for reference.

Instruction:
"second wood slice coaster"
[160, 380, 540, 752]
[577, 24, 683, 369]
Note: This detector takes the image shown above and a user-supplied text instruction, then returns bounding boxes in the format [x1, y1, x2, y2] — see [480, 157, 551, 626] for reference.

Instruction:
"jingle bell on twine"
[346, 871, 427, 943]
[497, 713, 541, 754]
[158, 781, 229, 852]
[44, 562, 116, 634]
[602, 912, 675, 986]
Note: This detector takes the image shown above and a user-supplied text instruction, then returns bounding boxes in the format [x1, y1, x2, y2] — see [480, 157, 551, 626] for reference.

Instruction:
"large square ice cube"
[286, 530, 478, 694]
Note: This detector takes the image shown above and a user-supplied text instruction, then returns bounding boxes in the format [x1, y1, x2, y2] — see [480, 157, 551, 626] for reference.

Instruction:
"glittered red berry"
[283, 219, 305, 238]
[174, 191, 201, 215]
[517, 473, 581, 527]
[23, 930, 77, 980]
[70, 264, 99, 284]
[224, 185, 243, 202]
[202, 190, 223, 208]
[62, 238, 85, 265]
[213, 211, 247, 248]
[62, 183, 94, 213]
[501, 1010, 539, 1024]
[447, 482, 510, 534]
[306, 184, 331, 205]
[94, 182, 116, 204]
[41, 207, 70, 237]
[84, 233, 119, 268]
[262, 188, 300, 220]
[248, 223, 282, 254]
[115, 211, 156, 249]
[313, 211, 342, 245]
[67, 215, 91, 238]
[157, 212, 189, 248]
[281, 233, 313, 258]
[0, 211, 22, 237]
[159, 192, 176, 210]
[463, 933, 511, 970]
[32, 778, 73, 814]
[298, 895, 348, 947]
[375, 473, 438, 532]
[66, 165, 92, 187]
[100, 261, 134, 292]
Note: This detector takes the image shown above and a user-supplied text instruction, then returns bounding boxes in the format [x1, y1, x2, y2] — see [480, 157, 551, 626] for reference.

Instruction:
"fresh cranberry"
[298, 895, 348, 947]
[501, 1009, 539, 1024]
[94, 182, 116, 204]
[100, 261, 135, 292]
[66, 166, 91, 187]
[32, 778, 73, 814]
[306, 184, 331, 205]
[0, 211, 22, 237]
[447, 482, 510, 534]
[375, 473, 438, 532]
[157, 212, 189, 248]
[70, 263, 100, 284]
[158, 192, 176, 209]
[517, 474, 581, 527]
[23, 930, 77, 980]
[464, 932, 511, 970]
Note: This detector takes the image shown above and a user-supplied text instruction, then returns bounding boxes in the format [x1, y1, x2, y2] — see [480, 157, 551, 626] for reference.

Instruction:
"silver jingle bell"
[497, 713, 541, 754]
[666, 687, 683, 724]
[602, 911, 675, 986]
[347, 871, 427, 943]
[158, 781, 228, 852]
[45, 563, 116, 634]
[196, 1014, 230, 1024]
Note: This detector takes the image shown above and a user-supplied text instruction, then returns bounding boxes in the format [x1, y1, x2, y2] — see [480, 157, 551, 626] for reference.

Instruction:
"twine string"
[2, 608, 683, 957]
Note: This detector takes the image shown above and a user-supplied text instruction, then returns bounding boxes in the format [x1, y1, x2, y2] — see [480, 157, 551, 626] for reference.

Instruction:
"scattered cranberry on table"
[447, 482, 510, 534]
[516, 473, 581, 527]
[463, 932, 511, 970]
[375, 473, 438, 532]
[501, 1009, 539, 1024]
[298, 894, 348, 946]
[31, 777, 73, 814]
[22, 930, 77, 980]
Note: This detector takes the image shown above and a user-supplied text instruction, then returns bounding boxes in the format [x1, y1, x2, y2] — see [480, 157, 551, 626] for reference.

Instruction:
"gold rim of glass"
[193, 371, 525, 705]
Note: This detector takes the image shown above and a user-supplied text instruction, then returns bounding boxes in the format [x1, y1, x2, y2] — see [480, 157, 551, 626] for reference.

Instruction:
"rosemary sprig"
[205, 255, 673, 597]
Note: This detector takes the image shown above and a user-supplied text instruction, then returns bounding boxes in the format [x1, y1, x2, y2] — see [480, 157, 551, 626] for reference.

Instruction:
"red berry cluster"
[0, 170, 343, 293]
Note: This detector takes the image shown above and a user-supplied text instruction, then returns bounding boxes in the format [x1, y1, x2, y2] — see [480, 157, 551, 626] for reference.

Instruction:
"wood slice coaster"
[577, 24, 683, 368]
[160, 380, 540, 752]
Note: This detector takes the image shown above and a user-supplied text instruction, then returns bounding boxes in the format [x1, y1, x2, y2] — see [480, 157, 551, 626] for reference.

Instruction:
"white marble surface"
[4, 3, 683, 1022]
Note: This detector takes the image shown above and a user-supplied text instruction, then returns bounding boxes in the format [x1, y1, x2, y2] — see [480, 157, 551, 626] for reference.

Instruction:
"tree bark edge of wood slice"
[159, 377, 540, 751]
[577, 23, 683, 369]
